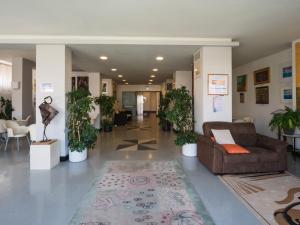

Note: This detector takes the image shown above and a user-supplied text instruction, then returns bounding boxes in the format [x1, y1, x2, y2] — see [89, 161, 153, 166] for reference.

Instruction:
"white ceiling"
[0, 0, 300, 83]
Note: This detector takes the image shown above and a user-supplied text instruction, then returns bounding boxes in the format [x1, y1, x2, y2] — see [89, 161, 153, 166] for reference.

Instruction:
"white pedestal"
[182, 143, 197, 157]
[30, 140, 60, 170]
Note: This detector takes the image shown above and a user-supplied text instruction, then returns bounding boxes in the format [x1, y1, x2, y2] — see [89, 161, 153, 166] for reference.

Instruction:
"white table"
[282, 133, 300, 155]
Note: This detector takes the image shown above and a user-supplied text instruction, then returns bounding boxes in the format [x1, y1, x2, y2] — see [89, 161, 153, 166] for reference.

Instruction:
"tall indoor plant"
[67, 88, 98, 162]
[269, 106, 300, 139]
[158, 93, 172, 131]
[95, 94, 116, 132]
[165, 86, 198, 156]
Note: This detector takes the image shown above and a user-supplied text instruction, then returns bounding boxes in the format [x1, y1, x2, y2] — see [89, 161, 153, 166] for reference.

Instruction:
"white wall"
[194, 47, 232, 133]
[173, 71, 193, 93]
[233, 48, 292, 137]
[36, 45, 72, 157]
[117, 84, 161, 109]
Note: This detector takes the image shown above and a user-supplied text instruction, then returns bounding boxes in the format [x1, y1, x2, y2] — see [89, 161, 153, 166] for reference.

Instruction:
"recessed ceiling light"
[148, 82, 152, 85]
[111, 68, 117, 71]
[153, 68, 158, 72]
[150, 74, 156, 78]
[125, 82, 129, 85]
[122, 79, 126, 82]
[99, 56, 108, 60]
[156, 56, 164, 61]
[118, 74, 123, 78]
[149, 79, 153, 82]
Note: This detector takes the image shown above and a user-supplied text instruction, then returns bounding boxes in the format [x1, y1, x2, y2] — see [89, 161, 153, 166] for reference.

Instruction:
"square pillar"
[193, 46, 232, 133]
[36, 45, 72, 158]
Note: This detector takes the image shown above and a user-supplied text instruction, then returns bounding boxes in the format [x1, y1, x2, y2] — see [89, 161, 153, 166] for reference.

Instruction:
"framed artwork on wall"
[240, 93, 245, 103]
[71, 77, 76, 90]
[254, 67, 270, 85]
[102, 81, 108, 95]
[208, 74, 229, 95]
[77, 76, 89, 90]
[255, 86, 269, 104]
[282, 88, 292, 103]
[166, 83, 173, 91]
[237, 74, 247, 92]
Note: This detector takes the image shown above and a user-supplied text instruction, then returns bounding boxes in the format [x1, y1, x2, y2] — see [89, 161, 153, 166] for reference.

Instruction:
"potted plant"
[158, 93, 172, 131]
[95, 94, 116, 132]
[165, 86, 198, 156]
[67, 89, 98, 162]
[269, 106, 300, 139]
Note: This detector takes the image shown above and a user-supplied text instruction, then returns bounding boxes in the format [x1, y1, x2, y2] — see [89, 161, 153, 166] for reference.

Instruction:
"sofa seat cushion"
[247, 146, 280, 162]
[224, 151, 258, 164]
[222, 144, 250, 154]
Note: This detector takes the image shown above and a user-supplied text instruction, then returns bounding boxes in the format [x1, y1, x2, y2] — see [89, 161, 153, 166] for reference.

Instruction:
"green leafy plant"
[67, 89, 98, 152]
[95, 94, 116, 131]
[269, 106, 300, 138]
[165, 86, 197, 146]
[158, 93, 172, 131]
[0, 97, 14, 120]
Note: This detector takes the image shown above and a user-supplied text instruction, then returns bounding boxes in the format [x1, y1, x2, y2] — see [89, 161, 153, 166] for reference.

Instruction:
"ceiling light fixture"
[122, 79, 126, 82]
[150, 75, 156, 78]
[111, 68, 117, 71]
[153, 68, 158, 72]
[99, 56, 108, 60]
[125, 82, 129, 85]
[156, 56, 164, 61]
[149, 79, 153, 82]
[118, 74, 123, 78]
[148, 82, 152, 85]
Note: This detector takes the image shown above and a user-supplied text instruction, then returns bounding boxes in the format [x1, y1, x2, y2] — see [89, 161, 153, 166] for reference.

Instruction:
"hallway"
[0, 114, 262, 225]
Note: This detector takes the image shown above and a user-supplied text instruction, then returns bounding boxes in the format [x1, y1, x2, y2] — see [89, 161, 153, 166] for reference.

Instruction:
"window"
[0, 62, 12, 96]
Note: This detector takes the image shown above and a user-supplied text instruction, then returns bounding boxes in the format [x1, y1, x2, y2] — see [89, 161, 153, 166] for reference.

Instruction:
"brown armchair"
[198, 122, 287, 174]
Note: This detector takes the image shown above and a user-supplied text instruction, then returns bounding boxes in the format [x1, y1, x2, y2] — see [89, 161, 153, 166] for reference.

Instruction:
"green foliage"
[0, 97, 14, 120]
[95, 94, 116, 129]
[157, 93, 171, 128]
[67, 89, 98, 152]
[269, 106, 300, 136]
[165, 87, 197, 146]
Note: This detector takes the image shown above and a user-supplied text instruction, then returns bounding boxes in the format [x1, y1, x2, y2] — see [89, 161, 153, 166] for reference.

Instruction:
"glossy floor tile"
[1, 114, 296, 225]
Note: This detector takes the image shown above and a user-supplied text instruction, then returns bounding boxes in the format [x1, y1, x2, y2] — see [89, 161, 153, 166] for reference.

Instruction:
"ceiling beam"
[0, 35, 239, 46]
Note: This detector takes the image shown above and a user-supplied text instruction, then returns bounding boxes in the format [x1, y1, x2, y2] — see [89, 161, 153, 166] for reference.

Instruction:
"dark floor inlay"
[116, 139, 158, 151]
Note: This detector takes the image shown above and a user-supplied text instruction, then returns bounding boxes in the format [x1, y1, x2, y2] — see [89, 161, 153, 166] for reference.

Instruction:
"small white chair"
[4, 120, 30, 152]
[15, 115, 31, 126]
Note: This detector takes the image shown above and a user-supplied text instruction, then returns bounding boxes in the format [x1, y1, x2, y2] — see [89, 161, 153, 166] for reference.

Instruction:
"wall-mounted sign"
[212, 95, 225, 112]
[40, 83, 54, 92]
[208, 74, 229, 95]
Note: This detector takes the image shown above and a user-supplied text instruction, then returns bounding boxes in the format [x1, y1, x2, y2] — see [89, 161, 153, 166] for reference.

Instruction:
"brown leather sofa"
[198, 122, 287, 174]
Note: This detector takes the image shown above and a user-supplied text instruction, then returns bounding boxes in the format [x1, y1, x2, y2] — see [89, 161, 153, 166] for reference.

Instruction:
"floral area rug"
[69, 160, 215, 225]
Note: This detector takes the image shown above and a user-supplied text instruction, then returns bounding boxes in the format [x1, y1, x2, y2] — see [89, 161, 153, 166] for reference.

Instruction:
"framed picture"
[282, 66, 292, 78]
[237, 74, 247, 92]
[71, 77, 76, 90]
[208, 74, 228, 95]
[77, 76, 89, 90]
[256, 86, 269, 104]
[282, 88, 292, 103]
[254, 67, 270, 85]
[102, 81, 108, 95]
[166, 83, 173, 91]
[240, 93, 245, 103]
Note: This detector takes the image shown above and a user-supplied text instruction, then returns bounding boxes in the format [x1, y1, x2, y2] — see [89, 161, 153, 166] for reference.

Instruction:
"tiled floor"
[1, 114, 297, 225]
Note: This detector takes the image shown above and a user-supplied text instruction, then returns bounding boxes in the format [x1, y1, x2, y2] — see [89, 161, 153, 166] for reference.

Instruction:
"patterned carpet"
[220, 172, 300, 225]
[69, 160, 215, 225]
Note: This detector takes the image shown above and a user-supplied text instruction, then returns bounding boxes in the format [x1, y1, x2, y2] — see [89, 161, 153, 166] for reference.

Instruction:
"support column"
[193, 46, 232, 133]
[12, 57, 35, 121]
[36, 45, 72, 158]
[173, 71, 193, 93]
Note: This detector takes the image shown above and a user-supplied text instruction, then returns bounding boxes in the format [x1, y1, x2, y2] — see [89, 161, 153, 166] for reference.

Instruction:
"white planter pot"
[69, 148, 87, 162]
[182, 143, 197, 157]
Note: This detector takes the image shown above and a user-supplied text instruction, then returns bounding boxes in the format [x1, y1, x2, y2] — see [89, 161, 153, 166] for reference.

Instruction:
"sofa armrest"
[256, 134, 288, 153]
[198, 134, 225, 173]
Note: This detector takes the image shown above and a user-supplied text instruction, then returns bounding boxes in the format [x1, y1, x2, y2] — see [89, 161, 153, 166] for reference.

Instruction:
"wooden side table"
[30, 139, 60, 170]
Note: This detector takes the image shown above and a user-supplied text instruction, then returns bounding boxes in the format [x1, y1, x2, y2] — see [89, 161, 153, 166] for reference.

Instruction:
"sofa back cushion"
[203, 122, 257, 147]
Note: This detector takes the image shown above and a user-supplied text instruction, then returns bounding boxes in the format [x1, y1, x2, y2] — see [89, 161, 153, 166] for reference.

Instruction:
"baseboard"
[60, 155, 69, 162]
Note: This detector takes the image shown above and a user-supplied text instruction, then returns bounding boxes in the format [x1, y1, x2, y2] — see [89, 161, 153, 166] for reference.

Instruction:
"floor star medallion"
[116, 139, 157, 151]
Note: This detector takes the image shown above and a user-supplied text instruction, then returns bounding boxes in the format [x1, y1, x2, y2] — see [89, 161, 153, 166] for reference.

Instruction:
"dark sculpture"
[39, 96, 58, 142]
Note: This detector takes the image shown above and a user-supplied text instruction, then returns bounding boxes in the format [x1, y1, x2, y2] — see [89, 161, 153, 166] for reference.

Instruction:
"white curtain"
[0, 63, 12, 97]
